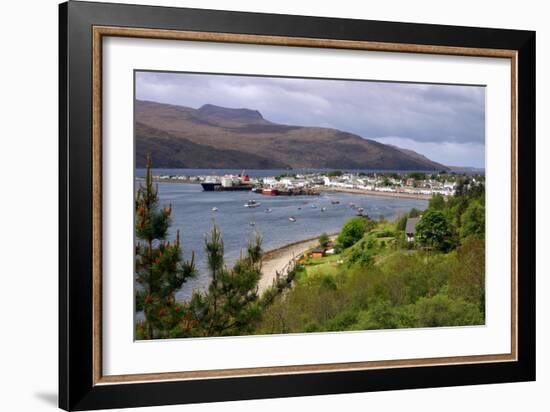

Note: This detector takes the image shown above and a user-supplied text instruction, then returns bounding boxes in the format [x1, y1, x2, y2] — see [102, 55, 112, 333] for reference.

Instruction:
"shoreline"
[259, 233, 338, 293]
[319, 187, 432, 200]
[146, 178, 433, 201]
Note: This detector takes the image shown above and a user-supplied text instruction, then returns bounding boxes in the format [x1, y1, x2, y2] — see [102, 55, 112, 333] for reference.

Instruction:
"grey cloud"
[136, 71, 485, 166]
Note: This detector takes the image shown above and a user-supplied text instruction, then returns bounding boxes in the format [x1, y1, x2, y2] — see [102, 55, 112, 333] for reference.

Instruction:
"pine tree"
[135, 155, 195, 339]
[187, 226, 263, 336]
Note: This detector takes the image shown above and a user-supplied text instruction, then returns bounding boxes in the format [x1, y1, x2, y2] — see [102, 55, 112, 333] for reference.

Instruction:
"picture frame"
[59, 1, 536, 410]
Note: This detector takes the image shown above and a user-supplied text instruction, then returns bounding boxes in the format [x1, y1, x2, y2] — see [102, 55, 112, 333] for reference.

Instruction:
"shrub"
[326, 309, 359, 331]
[415, 210, 456, 252]
[429, 194, 446, 210]
[449, 237, 485, 312]
[303, 321, 321, 333]
[355, 300, 414, 330]
[413, 293, 484, 327]
[460, 200, 485, 239]
[375, 229, 395, 238]
[318, 232, 330, 248]
[337, 216, 374, 248]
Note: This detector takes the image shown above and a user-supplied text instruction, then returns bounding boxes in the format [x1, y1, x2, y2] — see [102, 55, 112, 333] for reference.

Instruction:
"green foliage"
[327, 170, 343, 177]
[135, 155, 196, 340]
[460, 199, 485, 239]
[254, 241, 485, 335]
[375, 229, 395, 238]
[345, 236, 377, 267]
[251, 176, 485, 336]
[185, 226, 263, 336]
[415, 210, 456, 252]
[318, 232, 330, 248]
[325, 309, 359, 331]
[449, 237, 485, 312]
[320, 274, 338, 291]
[395, 213, 408, 231]
[355, 300, 414, 330]
[135, 158, 268, 339]
[413, 293, 484, 327]
[429, 193, 446, 210]
[337, 216, 375, 248]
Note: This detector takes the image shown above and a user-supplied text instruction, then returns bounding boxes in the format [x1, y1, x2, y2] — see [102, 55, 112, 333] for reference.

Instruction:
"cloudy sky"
[136, 71, 485, 168]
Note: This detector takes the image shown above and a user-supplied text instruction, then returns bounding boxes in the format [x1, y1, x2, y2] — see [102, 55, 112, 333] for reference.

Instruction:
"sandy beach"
[259, 234, 337, 293]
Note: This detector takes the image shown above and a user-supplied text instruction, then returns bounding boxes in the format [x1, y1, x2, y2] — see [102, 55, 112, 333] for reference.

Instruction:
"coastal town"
[148, 170, 484, 200]
[136, 159, 487, 340]
[133, 72, 487, 341]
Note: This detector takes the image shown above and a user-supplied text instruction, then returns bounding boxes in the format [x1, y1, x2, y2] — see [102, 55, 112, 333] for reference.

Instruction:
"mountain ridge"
[135, 100, 449, 171]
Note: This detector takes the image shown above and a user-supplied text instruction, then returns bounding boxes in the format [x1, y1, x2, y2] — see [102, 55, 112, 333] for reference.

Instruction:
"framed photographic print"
[59, 1, 536, 410]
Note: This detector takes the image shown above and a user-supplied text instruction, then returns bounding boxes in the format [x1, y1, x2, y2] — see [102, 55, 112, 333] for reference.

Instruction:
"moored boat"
[201, 182, 221, 191]
[244, 200, 261, 208]
[261, 188, 279, 196]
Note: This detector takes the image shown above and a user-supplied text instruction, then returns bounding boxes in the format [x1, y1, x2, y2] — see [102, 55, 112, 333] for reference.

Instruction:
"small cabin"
[405, 217, 421, 242]
[310, 247, 326, 258]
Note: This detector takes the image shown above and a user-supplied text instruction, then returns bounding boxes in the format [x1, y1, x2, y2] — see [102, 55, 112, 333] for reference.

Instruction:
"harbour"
[136, 167, 467, 200]
[145, 179, 429, 301]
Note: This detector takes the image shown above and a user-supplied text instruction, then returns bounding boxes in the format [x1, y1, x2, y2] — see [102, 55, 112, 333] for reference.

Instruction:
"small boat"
[357, 207, 364, 213]
[310, 204, 317, 209]
[297, 207, 302, 210]
[289, 216, 296, 222]
[331, 200, 340, 205]
[211, 207, 218, 212]
[249, 221, 256, 226]
[265, 208, 273, 213]
[321, 207, 327, 212]
[349, 202, 356, 208]
[244, 200, 261, 208]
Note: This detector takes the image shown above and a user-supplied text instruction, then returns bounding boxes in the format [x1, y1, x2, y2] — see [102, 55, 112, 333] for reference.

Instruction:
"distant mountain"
[135, 100, 449, 170]
[388, 145, 448, 171]
[447, 166, 485, 173]
[136, 122, 284, 169]
[197, 104, 271, 127]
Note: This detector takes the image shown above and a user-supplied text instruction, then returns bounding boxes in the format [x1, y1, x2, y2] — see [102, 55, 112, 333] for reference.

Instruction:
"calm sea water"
[147, 181, 428, 301]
